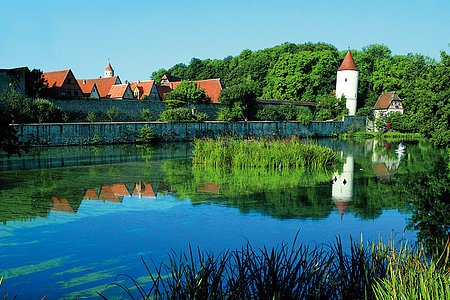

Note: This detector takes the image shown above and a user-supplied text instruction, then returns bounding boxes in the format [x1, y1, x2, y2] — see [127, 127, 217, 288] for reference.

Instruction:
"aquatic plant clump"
[193, 138, 337, 170]
[101, 238, 450, 300]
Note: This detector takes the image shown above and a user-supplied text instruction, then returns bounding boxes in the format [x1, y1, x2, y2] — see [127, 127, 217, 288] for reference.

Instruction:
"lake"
[0, 139, 448, 299]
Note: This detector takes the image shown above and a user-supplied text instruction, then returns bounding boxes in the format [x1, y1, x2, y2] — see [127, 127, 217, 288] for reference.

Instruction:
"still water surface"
[0, 140, 447, 298]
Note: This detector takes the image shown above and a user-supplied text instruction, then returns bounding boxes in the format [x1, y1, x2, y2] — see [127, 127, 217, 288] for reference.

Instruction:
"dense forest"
[152, 42, 449, 147]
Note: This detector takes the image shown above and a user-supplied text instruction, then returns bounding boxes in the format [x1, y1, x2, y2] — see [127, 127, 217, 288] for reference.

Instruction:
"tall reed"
[100, 237, 450, 299]
[193, 137, 337, 170]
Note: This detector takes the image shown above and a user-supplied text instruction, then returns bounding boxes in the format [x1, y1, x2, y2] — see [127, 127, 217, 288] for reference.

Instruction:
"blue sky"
[1, 0, 449, 81]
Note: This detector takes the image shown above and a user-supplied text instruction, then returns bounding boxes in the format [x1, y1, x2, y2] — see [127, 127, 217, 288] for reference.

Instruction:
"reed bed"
[193, 137, 337, 170]
[100, 237, 450, 300]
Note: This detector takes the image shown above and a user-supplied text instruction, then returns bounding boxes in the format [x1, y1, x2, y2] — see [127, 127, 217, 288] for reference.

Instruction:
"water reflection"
[0, 141, 448, 298]
[332, 153, 354, 217]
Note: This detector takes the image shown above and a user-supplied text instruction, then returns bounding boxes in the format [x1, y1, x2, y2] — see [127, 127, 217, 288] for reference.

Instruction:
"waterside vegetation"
[100, 237, 450, 300]
[193, 138, 336, 170]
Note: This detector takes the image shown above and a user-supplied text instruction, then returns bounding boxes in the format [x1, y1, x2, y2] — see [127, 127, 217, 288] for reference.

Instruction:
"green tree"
[219, 80, 258, 120]
[25, 68, 47, 98]
[164, 81, 210, 109]
[151, 68, 168, 83]
[314, 95, 348, 121]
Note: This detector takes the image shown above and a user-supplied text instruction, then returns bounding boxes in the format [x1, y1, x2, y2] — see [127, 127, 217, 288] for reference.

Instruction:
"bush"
[256, 105, 282, 121]
[160, 108, 208, 123]
[136, 125, 157, 144]
[217, 103, 246, 121]
[296, 107, 313, 125]
[164, 81, 210, 109]
[106, 106, 119, 122]
[91, 134, 102, 145]
[140, 109, 153, 121]
[31, 98, 65, 123]
[86, 112, 96, 123]
[314, 94, 348, 121]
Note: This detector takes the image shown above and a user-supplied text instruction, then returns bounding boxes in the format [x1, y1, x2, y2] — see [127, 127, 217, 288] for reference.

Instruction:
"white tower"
[336, 51, 359, 116]
[104, 62, 114, 78]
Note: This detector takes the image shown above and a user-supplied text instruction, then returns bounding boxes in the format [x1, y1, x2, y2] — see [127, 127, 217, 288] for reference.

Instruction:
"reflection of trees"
[162, 159, 336, 220]
[401, 155, 450, 253]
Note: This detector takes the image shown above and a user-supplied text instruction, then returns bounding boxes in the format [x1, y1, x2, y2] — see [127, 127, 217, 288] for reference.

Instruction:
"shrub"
[31, 98, 65, 123]
[91, 134, 102, 145]
[160, 108, 208, 123]
[164, 81, 210, 109]
[140, 109, 153, 122]
[217, 103, 246, 121]
[314, 94, 348, 121]
[106, 106, 119, 122]
[136, 125, 156, 144]
[86, 112, 96, 123]
[256, 105, 282, 121]
[296, 107, 313, 125]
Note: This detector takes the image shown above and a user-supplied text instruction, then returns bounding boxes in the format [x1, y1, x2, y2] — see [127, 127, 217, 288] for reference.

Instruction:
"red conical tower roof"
[338, 51, 358, 71]
[105, 63, 113, 71]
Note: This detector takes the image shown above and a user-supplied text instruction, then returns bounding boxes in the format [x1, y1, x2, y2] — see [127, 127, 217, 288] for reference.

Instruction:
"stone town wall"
[49, 99, 224, 121]
[14, 117, 367, 146]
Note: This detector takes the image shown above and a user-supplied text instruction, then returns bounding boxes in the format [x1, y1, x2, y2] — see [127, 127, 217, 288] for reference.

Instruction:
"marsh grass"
[193, 137, 336, 170]
[100, 237, 450, 299]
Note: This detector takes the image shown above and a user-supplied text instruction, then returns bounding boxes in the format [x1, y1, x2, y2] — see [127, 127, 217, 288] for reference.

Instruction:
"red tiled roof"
[170, 79, 223, 103]
[142, 182, 156, 198]
[373, 91, 402, 110]
[108, 83, 130, 99]
[42, 70, 70, 88]
[77, 76, 120, 98]
[77, 80, 96, 95]
[338, 51, 358, 71]
[129, 80, 155, 100]
[105, 63, 113, 71]
[156, 85, 172, 99]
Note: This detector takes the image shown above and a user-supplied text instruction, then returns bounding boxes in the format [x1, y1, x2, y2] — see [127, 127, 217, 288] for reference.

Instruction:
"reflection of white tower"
[332, 154, 354, 217]
[104, 63, 114, 78]
[336, 51, 359, 116]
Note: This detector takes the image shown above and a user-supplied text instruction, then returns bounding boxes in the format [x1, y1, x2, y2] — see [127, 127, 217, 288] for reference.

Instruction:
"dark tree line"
[152, 42, 449, 147]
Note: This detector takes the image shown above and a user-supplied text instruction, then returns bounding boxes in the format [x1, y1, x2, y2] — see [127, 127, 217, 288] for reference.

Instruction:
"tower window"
[345, 78, 347, 82]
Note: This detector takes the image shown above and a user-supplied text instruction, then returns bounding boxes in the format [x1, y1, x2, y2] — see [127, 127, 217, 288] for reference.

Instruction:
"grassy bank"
[341, 131, 424, 141]
[100, 237, 449, 299]
[193, 137, 336, 170]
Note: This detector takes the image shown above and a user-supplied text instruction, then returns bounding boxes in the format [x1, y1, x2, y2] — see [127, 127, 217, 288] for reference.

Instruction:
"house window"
[61, 91, 66, 96]
[67, 91, 72, 96]
[67, 78, 71, 84]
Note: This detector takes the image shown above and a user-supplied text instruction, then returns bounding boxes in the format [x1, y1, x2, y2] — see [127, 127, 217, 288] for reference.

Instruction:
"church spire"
[104, 61, 114, 78]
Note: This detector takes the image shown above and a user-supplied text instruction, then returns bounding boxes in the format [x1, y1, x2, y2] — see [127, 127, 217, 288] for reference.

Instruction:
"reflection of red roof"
[99, 183, 130, 202]
[197, 183, 220, 194]
[170, 79, 223, 103]
[334, 200, 348, 217]
[51, 197, 75, 213]
[83, 188, 99, 200]
[77, 76, 120, 98]
[373, 91, 402, 110]
[133, 182, 156, 198]
[372, 163, 389, 179]
[42, 70, 70, 88]
[129, 80, 155, 100]
[338, 51, 358, 71]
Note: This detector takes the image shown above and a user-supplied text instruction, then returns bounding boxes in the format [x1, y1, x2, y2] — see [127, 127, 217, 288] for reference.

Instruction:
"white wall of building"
[336, 70, 359, 116]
